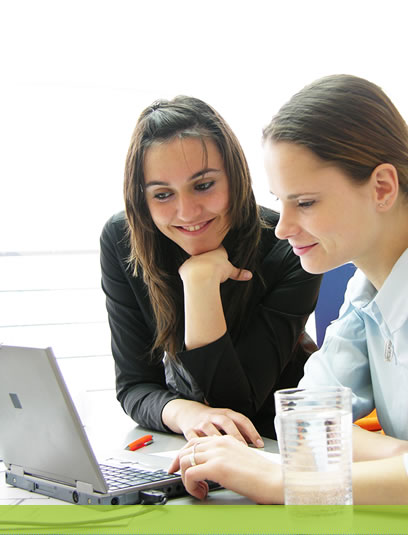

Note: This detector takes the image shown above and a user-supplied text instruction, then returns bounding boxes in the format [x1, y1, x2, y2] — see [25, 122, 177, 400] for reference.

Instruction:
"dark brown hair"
[263, 74, 408, 195]
[124, 95, 262, 358]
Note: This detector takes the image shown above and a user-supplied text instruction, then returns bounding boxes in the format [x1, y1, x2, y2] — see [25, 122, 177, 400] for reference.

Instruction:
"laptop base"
[5, 469, 186, 505]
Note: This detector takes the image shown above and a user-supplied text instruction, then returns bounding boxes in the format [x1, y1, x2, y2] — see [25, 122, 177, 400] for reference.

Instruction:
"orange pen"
[126, 434, 153, 451]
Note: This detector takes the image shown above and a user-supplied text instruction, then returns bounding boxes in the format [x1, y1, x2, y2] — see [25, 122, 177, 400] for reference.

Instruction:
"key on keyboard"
[99, 463, 179, 489]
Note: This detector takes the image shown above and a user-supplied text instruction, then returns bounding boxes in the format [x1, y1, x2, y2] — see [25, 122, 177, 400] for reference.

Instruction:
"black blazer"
[100, 207, 322, 438]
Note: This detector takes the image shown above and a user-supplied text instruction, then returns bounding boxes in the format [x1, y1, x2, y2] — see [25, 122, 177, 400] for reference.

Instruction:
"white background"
[2, 0, 408, 252]
[1, 2, 403, 474]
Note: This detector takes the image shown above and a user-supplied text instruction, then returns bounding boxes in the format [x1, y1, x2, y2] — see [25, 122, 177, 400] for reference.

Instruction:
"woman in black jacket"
[100, 95, 321, 442]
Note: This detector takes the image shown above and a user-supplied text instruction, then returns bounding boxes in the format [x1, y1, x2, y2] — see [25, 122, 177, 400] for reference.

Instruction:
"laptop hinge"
[9, 464, 25, 476]
[76, 480, 94, 494]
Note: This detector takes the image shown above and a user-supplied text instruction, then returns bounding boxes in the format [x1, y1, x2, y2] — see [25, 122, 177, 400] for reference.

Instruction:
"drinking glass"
[274, 386, 353, 505]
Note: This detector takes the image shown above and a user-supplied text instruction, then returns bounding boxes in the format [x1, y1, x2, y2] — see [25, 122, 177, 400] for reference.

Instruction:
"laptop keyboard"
[99, 463, 180, 490]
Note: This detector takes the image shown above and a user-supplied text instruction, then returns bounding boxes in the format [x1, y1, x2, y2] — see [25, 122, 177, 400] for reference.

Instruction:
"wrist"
[180, 264, 221, 287]
[162, 398, 206, 435]
[250, 461, 284, 505]
[263, 464, 284, 504]
[161, 399, 185, 434]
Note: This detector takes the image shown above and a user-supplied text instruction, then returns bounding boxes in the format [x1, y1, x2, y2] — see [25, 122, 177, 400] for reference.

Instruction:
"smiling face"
[144, 136, 230, 256]
[264, 141, 379, 274]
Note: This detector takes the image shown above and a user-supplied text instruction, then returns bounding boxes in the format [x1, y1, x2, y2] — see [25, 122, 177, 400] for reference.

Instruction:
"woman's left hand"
[168, 435, 284, 503]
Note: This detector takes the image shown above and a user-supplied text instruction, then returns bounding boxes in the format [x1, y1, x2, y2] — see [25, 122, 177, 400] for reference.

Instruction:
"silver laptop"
[0, 344, 185, 505]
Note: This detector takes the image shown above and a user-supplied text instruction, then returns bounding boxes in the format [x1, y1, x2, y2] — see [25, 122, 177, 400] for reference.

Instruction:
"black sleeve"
[100, 214, 182, 432]
[176, 237, 322, 419]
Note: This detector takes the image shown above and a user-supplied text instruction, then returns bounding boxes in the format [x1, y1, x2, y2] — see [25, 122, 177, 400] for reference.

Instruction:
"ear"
[371, 163, 399, 210]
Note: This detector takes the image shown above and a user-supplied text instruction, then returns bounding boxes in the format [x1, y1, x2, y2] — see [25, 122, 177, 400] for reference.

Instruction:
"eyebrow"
[145, 168, 222, 188]
[287, 192, 319, 200]
[269, 191, 319, 200]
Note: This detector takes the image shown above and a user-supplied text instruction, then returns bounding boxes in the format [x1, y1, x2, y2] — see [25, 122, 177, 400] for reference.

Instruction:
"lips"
[176, 219, 213, 235]
[291, 243, 318, 256]
[181, 222, 208, 232]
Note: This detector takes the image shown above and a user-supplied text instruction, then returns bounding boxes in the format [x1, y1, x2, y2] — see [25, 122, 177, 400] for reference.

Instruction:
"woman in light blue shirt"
[170, 74, 408, 504]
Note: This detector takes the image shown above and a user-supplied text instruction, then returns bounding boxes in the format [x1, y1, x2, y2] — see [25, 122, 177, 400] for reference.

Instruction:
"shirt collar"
[347, 248, 408, 332]
[375, 248, 408, 332]
[347, 268, 376, 309]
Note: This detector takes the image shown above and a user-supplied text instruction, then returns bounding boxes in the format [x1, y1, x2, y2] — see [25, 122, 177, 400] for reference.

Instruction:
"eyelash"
[152, 181, 215, 201]
[195, 180, 215, 191]
[154, 192, 172, 201]
[297, 200, 315, 208]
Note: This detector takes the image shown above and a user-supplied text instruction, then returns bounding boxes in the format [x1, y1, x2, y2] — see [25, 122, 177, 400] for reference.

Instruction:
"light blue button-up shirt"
[299, 248, 408, 440]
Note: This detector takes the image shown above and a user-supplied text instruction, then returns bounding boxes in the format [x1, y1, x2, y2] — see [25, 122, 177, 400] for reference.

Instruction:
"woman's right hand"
[168, 435, 283, 503]
[161, 398, 264, 447]
[178, 246, 252, 350]
[178, 245, 252, 286]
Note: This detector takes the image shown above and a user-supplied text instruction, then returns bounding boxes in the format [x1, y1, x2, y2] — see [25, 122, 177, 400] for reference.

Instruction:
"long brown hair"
[263, 74, 408, 195]
[124, 96, 263, 358]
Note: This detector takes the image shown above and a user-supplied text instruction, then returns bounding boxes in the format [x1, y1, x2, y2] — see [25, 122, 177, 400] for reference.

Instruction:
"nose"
[177, 192, 201, 222]
[274, 206, 299, 241]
